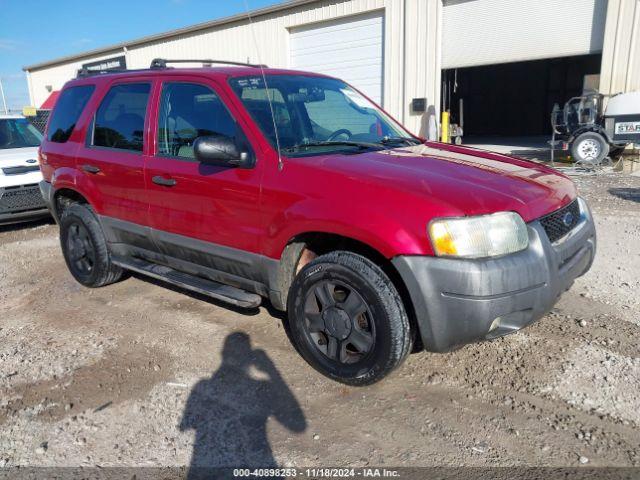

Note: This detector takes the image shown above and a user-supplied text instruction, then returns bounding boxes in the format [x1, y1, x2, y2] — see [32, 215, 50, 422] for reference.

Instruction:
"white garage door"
[289, 11, 384, 104]
[442, 0, 608, 69]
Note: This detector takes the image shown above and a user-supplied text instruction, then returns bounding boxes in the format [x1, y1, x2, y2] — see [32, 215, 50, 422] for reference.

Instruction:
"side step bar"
[112, 256, 262, 309]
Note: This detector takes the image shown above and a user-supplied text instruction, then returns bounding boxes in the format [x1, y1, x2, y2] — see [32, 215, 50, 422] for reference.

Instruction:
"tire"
[571, 132, 609, 165]
[60, 203, 124, 287]
[287, 251, 412, 386]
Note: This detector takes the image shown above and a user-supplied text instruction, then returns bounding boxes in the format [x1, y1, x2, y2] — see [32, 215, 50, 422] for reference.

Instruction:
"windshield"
[229, 75, 417, 156]
[0, 118, 43, 149]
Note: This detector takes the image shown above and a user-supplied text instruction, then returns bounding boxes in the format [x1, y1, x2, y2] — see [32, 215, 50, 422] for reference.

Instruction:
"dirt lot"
[1, 170, 639, 471]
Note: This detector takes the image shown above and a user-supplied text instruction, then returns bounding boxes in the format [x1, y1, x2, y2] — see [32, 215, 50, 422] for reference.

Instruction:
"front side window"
[93, 83, 150, 152]
[229, 75, 417, 156]
[47, 85, 95, 143]
[0, 118, 43, 149]
[157, 82, 237, 159]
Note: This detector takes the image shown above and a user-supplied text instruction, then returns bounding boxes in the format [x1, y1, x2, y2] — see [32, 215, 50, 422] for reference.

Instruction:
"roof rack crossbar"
[150, 58, 267, 69]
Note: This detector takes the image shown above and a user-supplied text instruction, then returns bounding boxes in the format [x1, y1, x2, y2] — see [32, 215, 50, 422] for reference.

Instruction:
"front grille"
[539, 199, 581, 243]
[2, 165, 40, 175]
[0, 184, 46, 214]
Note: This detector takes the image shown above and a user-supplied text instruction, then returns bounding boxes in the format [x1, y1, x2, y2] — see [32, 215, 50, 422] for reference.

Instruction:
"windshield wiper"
[282, 140, 382, 153]
[379, 136, 422, 146]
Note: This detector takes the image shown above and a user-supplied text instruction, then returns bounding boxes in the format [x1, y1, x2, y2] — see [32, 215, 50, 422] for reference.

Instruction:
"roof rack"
[76, 67, 129, 78]
[149, 58, 267, 69]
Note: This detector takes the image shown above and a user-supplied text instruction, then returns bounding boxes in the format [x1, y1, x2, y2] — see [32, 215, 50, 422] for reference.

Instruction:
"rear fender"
[51, 167, 104, 214]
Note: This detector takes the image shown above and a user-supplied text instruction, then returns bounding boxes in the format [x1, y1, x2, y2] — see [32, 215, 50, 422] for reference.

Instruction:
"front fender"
[264, 199, 430, 259]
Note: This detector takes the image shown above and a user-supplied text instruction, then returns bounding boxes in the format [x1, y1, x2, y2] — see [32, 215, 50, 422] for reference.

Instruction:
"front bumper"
[0, 183, 49, 224]
[393, 198, 596, 352]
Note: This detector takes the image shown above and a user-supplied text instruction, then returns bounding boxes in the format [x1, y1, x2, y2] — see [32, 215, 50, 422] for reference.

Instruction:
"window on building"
[47, 85, 95, 143]
[93, 83, 150, 152]
[157, 83, 237, 159]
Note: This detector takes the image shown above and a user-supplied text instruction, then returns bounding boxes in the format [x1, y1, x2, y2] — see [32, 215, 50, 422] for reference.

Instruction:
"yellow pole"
[441, 111, 450, 143]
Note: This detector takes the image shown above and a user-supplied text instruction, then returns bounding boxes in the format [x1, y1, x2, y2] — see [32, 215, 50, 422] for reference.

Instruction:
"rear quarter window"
[47, 85, 95, 143]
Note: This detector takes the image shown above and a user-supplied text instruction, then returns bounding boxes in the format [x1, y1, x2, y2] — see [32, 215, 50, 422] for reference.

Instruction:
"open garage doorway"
[442, 54, 602, 156]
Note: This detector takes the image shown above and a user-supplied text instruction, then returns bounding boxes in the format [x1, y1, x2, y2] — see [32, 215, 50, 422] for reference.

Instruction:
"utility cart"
[551, 91, 640, 166]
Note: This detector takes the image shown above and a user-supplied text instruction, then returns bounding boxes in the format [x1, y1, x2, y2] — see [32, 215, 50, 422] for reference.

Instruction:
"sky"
[0, 0, 282, 110]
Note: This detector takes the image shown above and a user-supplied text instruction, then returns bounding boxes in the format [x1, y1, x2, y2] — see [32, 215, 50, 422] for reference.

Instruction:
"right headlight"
[429, 211, 529, 259]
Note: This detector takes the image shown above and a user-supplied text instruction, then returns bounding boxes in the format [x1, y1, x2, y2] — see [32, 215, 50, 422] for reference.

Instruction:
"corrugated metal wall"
[403, 0, 441, 137]
[600, 0, 640, 95]
[27, 0, 442, 136]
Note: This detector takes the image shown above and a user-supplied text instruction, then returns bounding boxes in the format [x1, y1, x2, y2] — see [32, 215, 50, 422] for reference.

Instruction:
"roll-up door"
[443, 0, 608, 69]
[290, 11, 384, 104]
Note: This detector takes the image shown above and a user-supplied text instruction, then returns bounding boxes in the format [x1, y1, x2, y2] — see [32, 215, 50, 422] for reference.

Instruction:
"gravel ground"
[0, 170, 639, 471]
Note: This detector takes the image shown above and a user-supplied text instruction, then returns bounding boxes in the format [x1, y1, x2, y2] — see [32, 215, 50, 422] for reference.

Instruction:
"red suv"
[39, 60, 596, 385]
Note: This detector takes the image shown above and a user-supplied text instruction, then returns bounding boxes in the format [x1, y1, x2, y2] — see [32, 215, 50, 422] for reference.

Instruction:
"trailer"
[551, 91, 640, 166]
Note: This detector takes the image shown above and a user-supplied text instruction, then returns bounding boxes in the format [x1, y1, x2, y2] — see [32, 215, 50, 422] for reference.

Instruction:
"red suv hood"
[305, 142, 577, 222]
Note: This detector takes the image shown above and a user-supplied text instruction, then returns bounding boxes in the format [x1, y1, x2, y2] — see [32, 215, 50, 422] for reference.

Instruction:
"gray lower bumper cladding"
[393, 198, 596, 352]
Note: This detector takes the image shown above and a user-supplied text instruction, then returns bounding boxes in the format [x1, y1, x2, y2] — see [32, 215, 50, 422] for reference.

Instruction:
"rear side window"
[93, 83, 150, 152]
[47, 85, 95, 143]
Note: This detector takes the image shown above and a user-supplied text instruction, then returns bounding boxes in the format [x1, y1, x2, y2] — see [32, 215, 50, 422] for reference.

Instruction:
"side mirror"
[193, 135, 252, 168]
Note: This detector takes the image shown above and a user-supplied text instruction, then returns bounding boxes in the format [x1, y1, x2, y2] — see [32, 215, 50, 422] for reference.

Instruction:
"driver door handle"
[81, 164, 100, 174]
[152, 175, 177, 187]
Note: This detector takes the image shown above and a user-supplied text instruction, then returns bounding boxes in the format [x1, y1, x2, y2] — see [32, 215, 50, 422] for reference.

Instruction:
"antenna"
[243, 0, 284, 171]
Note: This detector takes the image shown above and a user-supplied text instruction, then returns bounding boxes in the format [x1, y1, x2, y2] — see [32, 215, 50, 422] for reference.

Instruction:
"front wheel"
[571, 132, 609, 165]
[287, 251, 412, 386]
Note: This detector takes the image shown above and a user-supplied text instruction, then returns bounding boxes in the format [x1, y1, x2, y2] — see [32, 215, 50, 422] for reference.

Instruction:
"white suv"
[0, 114, 48, 224]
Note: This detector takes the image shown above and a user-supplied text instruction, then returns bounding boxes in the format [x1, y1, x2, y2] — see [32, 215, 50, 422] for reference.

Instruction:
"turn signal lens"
[430, 222, 459, 256]
[429, 212, 529, 259]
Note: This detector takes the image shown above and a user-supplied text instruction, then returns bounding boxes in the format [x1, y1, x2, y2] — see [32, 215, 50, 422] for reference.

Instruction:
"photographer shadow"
[180, 332, 306, 479]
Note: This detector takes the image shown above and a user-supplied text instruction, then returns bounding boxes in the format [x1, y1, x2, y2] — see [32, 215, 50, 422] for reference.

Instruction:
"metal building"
[23, 0, 640, 139]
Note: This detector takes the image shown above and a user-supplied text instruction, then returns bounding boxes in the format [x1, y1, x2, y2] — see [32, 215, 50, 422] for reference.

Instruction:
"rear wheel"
[287, 251, 412, 386]
[571, 132, 609, 165]
[60, 204, 124, 287]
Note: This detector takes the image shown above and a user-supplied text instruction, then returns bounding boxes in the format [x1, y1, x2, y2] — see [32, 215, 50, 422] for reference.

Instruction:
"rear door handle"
[82, 164, 100, 174]
[152, 175, 177, 187]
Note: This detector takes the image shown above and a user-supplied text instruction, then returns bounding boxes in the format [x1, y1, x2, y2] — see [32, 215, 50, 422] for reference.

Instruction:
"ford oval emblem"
[562, 211, 574, 227]
[26, 159, 37, 164]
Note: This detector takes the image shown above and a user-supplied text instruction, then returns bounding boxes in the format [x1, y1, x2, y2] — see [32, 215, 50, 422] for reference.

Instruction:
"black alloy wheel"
[60, 203, 124, 287]
[303, 280, 375, 364]
[288, 251, 412, 386]
[66, 221, 96, 277]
